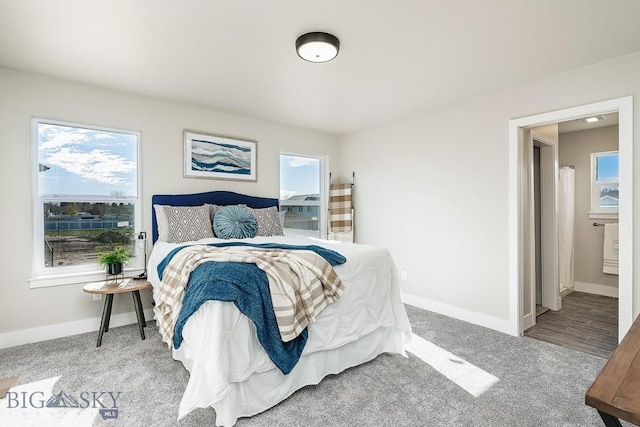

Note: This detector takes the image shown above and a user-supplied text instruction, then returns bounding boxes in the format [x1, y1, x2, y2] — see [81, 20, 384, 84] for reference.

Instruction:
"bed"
[147, 190, 412, 426]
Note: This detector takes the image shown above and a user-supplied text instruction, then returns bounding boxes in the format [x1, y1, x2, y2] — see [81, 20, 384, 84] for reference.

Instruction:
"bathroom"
[524, 114, 619, 358]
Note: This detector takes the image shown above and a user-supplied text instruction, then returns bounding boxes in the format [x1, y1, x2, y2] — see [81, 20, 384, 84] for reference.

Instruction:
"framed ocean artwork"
[184, 131, 257, 181]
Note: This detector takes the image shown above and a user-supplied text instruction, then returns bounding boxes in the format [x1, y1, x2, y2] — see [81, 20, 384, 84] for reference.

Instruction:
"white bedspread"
[148, 235, 412, 425]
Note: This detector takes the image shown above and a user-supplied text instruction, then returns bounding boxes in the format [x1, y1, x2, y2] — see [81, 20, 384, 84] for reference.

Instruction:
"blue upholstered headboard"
[151, 190, 279, 243]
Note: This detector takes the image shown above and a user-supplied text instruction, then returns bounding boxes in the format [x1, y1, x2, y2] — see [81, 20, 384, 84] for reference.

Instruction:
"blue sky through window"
[38, 123, 138, 197]
[596, 153, 619, 182]
[279, 155, 319, 199]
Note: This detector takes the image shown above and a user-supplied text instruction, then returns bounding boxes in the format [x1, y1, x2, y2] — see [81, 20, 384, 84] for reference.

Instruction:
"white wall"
[4, 50, 640, 344]
[0, 68, 339, 339]
[338, 51, 640, 332]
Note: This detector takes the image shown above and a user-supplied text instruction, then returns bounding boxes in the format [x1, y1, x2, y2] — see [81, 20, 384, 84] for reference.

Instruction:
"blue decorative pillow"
[213, 206, 258, 239]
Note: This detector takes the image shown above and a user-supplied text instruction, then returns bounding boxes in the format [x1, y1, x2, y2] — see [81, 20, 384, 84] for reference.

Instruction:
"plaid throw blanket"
[329, 183, 353, 232]
[154, 245, 344, 346]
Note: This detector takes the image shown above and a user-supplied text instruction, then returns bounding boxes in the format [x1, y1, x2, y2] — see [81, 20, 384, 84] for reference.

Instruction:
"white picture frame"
[184, 130, 257, 182]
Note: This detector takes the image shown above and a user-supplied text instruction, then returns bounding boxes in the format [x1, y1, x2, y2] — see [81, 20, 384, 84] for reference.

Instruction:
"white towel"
[603, 223, 619, 275]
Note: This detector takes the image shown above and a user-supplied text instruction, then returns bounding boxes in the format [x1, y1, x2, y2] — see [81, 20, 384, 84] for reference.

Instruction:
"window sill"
[29, 268, 143, 289]
[588, 211, 619, 220]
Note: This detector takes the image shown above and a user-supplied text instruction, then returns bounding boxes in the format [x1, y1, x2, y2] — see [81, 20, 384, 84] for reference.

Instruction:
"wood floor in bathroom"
[524, 291, 618, 359]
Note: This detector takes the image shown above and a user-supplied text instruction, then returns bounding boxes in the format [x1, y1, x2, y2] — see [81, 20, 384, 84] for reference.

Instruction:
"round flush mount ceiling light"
[296, 32, 340, 63]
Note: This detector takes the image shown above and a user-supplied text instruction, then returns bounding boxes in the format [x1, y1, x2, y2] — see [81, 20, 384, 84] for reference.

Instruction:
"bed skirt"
[174, 325, 410, 426]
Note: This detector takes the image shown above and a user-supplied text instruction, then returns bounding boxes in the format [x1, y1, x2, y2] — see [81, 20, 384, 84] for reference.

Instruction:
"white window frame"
[589, 150, 619, 220]
[29, 118, 142, 288]
[279, 152, 328, 239]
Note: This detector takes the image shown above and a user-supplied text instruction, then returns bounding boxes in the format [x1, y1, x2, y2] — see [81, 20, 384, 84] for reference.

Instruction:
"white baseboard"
[401, 292, 513, 336]
[574, 281, 618, 298]
[522, 312, 534, 331]
[0, 308, 154, 349]
[560, 287, 573, 298]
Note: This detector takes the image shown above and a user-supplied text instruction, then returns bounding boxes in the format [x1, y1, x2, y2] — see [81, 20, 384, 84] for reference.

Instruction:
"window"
[279, 153, 324, 238]
[31, 119, 141, 287]
[590, 150, 619, 219]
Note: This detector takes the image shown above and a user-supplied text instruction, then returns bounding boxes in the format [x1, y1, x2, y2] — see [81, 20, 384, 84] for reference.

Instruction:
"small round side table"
[83, 280, 152, 347]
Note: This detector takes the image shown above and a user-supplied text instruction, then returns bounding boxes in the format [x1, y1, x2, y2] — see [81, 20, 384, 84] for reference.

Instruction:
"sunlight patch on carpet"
[405, 333, 499, 397]
[0, 376, 98, 426]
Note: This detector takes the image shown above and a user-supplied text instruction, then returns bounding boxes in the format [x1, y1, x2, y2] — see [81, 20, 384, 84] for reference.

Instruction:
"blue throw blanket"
[158, 242, 346, 375]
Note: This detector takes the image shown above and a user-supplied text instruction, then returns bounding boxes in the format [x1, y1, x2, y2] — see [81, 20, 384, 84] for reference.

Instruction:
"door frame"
[522, 129, 560, 332]
[533, 132, 561, 311]
[508, 96, 633, 339]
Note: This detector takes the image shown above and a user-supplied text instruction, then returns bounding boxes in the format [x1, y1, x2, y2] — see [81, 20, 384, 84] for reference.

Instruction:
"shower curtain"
[558, 166, 575, 292]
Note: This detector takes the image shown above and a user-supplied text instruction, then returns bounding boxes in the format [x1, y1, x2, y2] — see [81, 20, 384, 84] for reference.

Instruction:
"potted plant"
[97, 246, 132, 275]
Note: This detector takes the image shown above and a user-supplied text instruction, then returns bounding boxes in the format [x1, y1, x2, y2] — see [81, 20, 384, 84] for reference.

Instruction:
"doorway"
[533, 145, 543, 310]
[525, 120, 620, 357]
[508, 96, 633, 341]
[521, 128, 561, 331]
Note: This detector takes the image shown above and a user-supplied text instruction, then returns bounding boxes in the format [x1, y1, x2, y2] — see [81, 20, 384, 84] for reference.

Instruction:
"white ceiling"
[558, 113, 619, 134]
[1, 1, 640, 135]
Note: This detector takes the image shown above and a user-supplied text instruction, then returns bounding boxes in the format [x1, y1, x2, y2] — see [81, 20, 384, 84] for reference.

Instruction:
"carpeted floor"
[0, 305, 625, 426]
